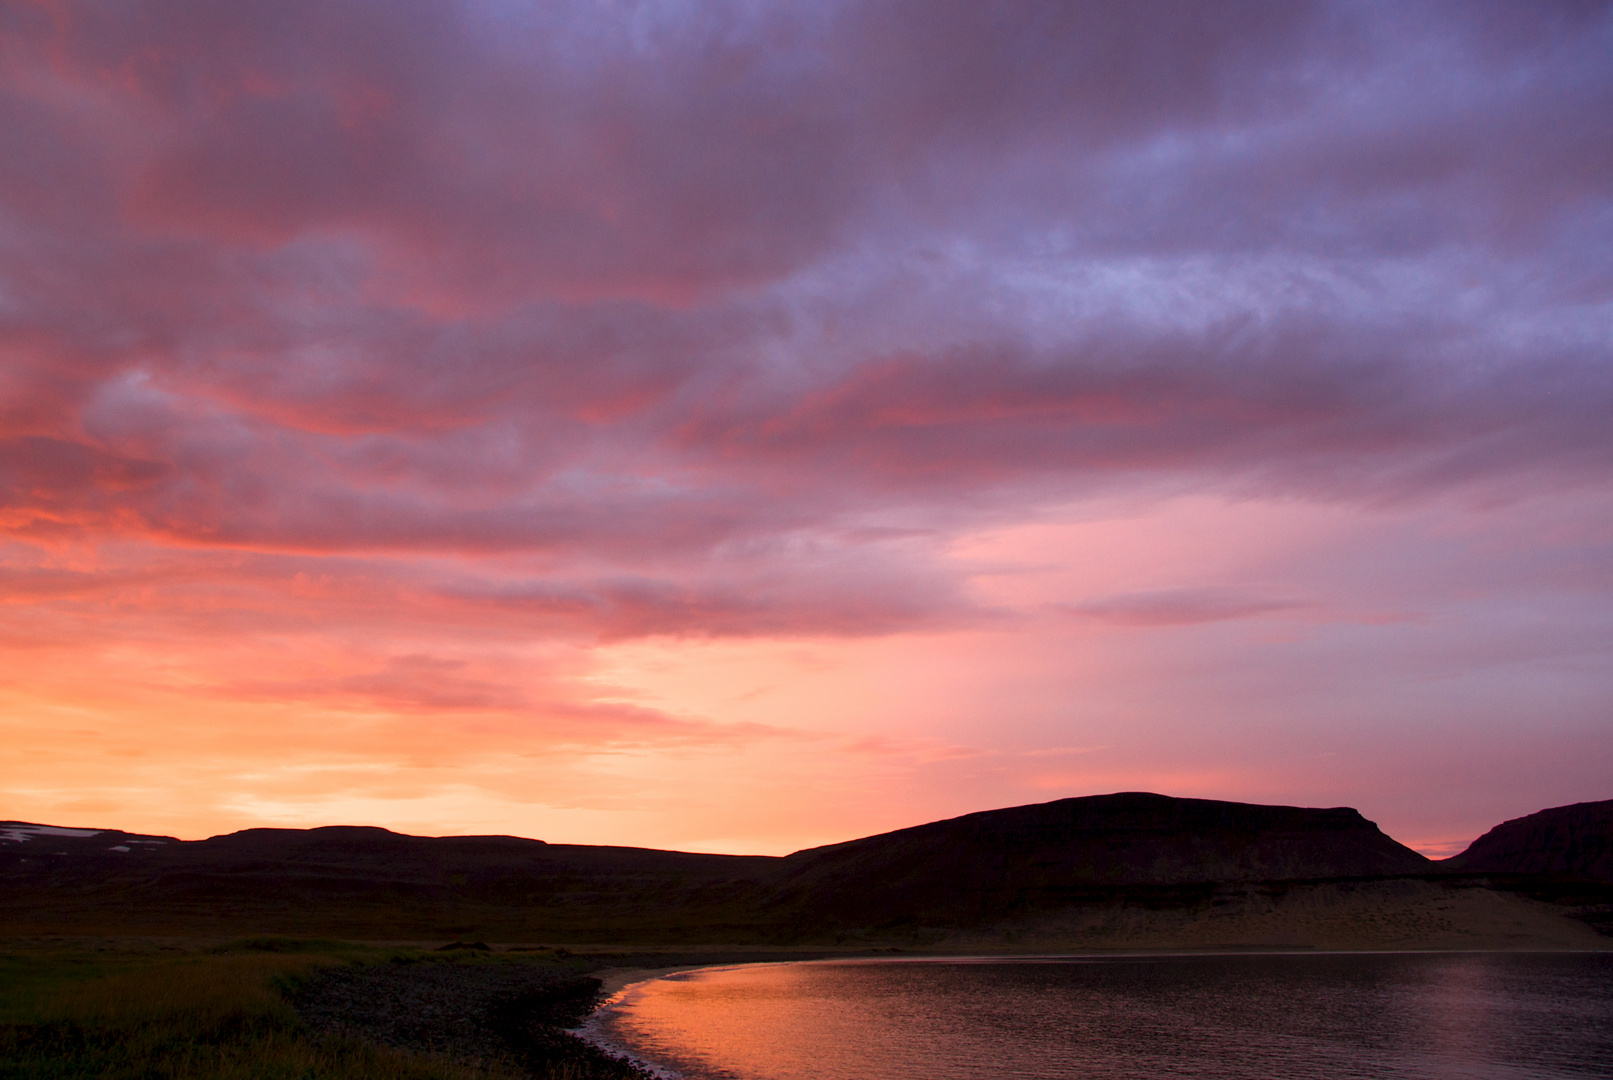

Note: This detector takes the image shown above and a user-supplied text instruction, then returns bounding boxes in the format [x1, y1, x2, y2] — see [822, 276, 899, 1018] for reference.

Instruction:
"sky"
[1, 0, 1611, 858]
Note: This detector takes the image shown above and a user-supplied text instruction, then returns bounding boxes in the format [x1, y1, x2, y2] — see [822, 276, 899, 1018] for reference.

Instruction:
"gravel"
[293, 955, 650, 1077]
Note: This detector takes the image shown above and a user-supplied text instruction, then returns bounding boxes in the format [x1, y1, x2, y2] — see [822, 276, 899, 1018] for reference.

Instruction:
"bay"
[585, 952, 1613, 1080]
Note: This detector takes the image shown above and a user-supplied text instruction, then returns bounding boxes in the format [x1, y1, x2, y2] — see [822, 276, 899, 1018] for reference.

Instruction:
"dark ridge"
[1443, 799, 1613, 882]
[758, 792, 1431, 929]
[18, 793, 1613, 944]
[0, 816, 781, 940]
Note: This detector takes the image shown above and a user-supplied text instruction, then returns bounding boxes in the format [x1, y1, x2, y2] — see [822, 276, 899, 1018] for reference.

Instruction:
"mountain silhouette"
[1443, 799, 1613, 882]
[2, 793, 1607, 945]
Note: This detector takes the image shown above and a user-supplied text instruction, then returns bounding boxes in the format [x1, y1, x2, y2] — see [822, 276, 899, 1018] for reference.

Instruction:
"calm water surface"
[584, 953, 1613, 1080]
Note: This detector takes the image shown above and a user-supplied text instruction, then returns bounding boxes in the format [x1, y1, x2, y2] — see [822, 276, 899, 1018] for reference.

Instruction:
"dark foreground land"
[0, 937, 839, 1080]
[2, 793, 1611, 1077]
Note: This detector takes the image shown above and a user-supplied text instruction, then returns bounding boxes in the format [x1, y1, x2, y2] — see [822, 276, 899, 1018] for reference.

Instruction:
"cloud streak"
[1065, 589, 1311, 628]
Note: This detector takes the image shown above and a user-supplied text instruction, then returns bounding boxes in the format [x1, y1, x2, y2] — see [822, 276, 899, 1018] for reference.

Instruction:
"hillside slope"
[5, 794, 1606, 949]
[761, 792, 1431, 929]
[1443, 800, 1613, 882]
[0, 821, 775, 937]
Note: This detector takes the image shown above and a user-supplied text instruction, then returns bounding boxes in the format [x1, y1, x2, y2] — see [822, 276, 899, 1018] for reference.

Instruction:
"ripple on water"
[585, 952, 1613, 1080]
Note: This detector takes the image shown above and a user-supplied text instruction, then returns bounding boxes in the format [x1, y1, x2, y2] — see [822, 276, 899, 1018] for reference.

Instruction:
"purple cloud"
[0, 0, 1609, 635]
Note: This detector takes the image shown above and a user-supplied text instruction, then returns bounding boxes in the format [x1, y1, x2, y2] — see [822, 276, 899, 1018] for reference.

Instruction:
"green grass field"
[0, 939, 566, 1080]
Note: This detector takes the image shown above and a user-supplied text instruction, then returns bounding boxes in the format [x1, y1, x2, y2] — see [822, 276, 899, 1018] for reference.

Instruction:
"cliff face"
[1443, 800, 1613, 882]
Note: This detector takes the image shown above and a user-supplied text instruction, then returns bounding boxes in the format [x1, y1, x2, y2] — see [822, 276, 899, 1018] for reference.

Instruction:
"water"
[585, 953, 1613, 1080]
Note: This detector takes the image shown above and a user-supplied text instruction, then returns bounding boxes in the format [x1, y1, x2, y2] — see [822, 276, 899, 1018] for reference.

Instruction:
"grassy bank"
[0, 939, 640, 1080]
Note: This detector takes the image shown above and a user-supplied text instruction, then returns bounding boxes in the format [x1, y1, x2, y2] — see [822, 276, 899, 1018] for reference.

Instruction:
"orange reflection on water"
[589, 954, 1613, 1080]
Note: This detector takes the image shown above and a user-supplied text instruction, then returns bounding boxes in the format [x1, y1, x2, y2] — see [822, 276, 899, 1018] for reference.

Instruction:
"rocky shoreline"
[292, 949, 836, 1078]
[293, 954, 653, 1078]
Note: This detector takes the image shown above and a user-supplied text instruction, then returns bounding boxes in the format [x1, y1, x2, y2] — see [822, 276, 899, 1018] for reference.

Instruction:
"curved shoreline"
[580, 959, 814, 1078]
[593, 963, 724, 999]
[578, 966, 723, 1080]
[574, 947, 1613, 1080]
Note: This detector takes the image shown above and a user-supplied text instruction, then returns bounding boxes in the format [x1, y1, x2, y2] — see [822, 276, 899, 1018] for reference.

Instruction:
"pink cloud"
[0, 1, 1609, 850]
